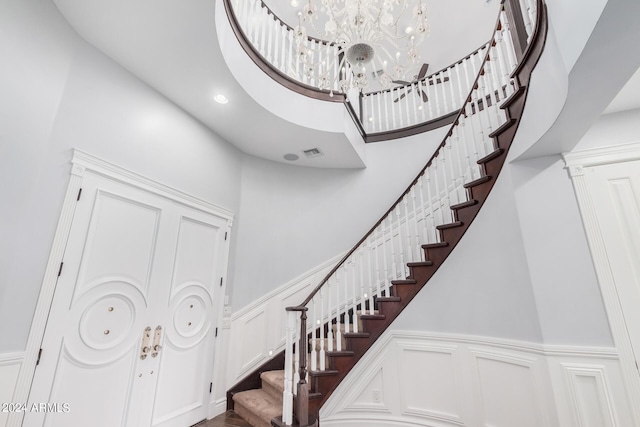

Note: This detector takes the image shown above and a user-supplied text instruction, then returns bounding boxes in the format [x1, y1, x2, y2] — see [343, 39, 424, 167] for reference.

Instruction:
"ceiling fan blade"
[420, 89, 428, 103]
[392, 80, 412, 85]
[393, 92, 407, 103]
[417, 63, 429, 79]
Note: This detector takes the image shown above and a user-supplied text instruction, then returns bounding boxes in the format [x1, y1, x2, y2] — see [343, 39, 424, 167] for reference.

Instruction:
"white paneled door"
[586, 159, 640, 371]
[25, 169, 230, 427]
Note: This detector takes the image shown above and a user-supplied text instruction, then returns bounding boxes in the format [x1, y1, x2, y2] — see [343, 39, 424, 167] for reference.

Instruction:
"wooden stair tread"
[500, 85, 525, 109]
[308, 369, 339, 377]
[488, 118, 517, 138]
[463, 175, 491, 188]
[436, 221, 463, 230]
[450, 200, 478, 210]
[359, 313, 386, 320]
[343, 332, 370, 338]
[391, 279, 417, 285]
[422, 242, 449, 249]
[407, 260, 434, 267]
[477, 149, 504, 164]
[326, 350, 355, 357]
[376, 296, 401, 302]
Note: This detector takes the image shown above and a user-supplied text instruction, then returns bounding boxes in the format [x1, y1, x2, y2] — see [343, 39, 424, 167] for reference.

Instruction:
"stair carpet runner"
[232, 315, 368, 427]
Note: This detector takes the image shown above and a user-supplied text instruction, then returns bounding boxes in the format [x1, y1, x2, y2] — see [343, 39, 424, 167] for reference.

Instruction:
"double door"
[25, 170, 230, 426]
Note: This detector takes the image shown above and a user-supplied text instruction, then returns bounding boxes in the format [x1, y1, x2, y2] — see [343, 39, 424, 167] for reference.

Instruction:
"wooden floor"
[196, 411, 252, 427]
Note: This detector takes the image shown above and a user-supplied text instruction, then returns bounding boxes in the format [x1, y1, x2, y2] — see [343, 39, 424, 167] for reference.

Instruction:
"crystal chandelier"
[293, 0, 429, 94]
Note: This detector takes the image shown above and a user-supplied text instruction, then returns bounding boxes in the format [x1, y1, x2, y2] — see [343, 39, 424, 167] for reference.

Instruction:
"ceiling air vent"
[303, 148, 323, 158]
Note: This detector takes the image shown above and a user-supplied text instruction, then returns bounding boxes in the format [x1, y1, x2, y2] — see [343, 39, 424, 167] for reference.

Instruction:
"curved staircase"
[228, 0, 548, 425]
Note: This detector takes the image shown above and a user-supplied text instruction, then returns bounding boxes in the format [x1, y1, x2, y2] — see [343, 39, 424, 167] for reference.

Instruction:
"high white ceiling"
[52, 0, 504, 168]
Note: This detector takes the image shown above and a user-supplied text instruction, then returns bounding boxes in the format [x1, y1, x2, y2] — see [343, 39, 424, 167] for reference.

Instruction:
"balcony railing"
[223, 0, 531, 141]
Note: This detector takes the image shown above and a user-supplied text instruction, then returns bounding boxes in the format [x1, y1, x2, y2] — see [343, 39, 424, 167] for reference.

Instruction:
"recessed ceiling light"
[214, 94, 229, 104]
[283, 153, 299, 161]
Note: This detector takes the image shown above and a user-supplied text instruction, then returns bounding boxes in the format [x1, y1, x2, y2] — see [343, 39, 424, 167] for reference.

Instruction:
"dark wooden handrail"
[280, 1, 545, 423]
[222, 0, 345, 103]
[362, 41, 491, 98]
[293, 1, 510, 309]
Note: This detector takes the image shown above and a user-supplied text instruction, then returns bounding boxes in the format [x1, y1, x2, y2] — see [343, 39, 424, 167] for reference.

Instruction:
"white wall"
[230, 127, 448, 309]
[392, 165, 543, 342]
[509, 156, 613, 346]
[575, 107, 640, 152]
[0, 0, 243, 354]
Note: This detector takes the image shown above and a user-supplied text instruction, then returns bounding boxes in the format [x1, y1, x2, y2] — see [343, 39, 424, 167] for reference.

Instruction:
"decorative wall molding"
[563, 142, 640, 426]
[319, 330, 634, 427]
[224, 252, 344, 386]
[563, 141, 640, 169]
[0, 353, 24, 427]
[562, 363, 618, 427]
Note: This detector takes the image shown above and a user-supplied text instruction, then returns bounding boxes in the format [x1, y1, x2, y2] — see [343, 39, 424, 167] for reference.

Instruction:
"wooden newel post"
[296, 309, 309, 427]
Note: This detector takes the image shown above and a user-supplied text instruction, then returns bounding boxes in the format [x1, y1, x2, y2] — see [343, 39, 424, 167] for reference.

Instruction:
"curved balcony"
[223, 0, 531, 142]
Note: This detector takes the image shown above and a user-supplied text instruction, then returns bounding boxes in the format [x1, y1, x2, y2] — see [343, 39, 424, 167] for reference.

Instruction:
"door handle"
[140, 326, 151, 360]
[151, 326, 162, 358]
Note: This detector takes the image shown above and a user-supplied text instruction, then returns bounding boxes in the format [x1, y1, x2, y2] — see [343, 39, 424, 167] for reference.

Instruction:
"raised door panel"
[151, 211, 226, 427]
[25, 172, 167, 427]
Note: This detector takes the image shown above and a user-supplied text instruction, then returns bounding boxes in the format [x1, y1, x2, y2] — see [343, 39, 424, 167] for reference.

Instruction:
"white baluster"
[410, 83, 418, 125]
[402, 196, 414, 262]
[500, 11, 518, 72]
[418, 80, 427, 122]
[391, 89, 398, 129]
[282, 310, 296, 425]
[367, 238, 375, 314]
[373, 230, 382, 303]
[293, 314, 300, 396]
[424, 167, 438, 241]
[451, 127, 466, 202]
[432, 157, 444, 225]
[394, 206, 407, 277]
[310, 298, 317, 372]
[410, 186, 422, 260]
[327, 277, 334, 353]
[439, 143, 454, 220]
[456, 115, 471, 184]
[494, 30, 511, 98]
[402, 85, 411, 128]
[341, 265, 350, 335]
[336, 269, 343, 350]
[259, 5, 267, 55]
[387, 216, 398, 282]
[384, 90, 391, 132]
[351, 259, 358, 333]
[425, 76, 435, 121]
[319, 289, 326, 371]
[417, 173, 430, 244]
[266, 12, 274, 61]
[432, 75, 442, 117]
[381, 219, 391, 296]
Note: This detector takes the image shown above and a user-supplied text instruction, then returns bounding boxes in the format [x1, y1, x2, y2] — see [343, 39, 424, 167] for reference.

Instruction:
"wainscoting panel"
[0, 353, 23, 427]
[320, 332, 633, 427]
[222, 254, 342, 390]
[397, 343, 463, 425]
[471, 350, 541, 427]
[562, 363, 617, 427]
